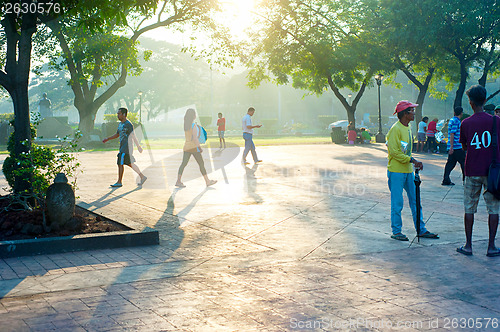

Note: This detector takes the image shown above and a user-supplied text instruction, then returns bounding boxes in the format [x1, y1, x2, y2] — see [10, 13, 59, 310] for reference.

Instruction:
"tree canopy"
[46, 0, 220, 134]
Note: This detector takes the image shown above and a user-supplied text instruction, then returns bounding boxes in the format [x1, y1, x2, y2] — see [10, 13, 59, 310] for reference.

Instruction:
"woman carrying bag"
[175, 108, 217, 188]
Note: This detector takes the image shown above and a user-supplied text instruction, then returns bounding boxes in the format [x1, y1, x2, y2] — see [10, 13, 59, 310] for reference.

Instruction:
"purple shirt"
[460, 112, 500, 176]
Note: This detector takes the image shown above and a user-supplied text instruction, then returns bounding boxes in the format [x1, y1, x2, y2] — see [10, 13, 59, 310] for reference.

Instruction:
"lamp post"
[138, 91, 143, 124]
[374, 74, 385, 143]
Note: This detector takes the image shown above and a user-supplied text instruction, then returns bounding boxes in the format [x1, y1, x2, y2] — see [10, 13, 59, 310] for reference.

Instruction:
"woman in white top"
[175, 108, 217, 188]
[417, 116, 428, 152]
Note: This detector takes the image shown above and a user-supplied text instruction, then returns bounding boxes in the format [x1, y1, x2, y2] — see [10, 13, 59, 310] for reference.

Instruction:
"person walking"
[217, 112, 226, 149]
[102, 107, 147, 188]
[386, 100, 439, 241]
[457, 85, 500, 257]
[242, 107, 262, 165]
[175, 108, 217, 188]
[417, 116, 428, 152]
[442, 107, 465, 186]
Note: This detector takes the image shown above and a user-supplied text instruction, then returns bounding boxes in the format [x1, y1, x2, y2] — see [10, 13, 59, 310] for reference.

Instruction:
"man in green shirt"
[386, 101, 439, 241]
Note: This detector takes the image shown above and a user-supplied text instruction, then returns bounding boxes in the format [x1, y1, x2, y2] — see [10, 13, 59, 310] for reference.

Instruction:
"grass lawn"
[141, 135, 332, 150]
[0, 135, 333, 154]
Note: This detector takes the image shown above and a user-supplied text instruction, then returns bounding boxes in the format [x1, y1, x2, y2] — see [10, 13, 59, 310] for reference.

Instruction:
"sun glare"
[219, 0, 256, 39]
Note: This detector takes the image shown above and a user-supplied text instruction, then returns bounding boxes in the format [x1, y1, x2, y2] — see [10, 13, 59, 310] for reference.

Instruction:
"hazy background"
[1, 36, 499, 136]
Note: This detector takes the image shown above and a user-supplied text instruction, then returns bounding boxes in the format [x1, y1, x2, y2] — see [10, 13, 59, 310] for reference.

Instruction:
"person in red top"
[347, 123, 357, 144]
[425, 118, 438, 153]
[217, 112, 226, 149]
[458, 85, 500, 257]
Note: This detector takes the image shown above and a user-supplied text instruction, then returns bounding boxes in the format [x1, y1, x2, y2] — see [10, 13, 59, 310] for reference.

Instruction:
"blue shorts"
[218, 131, 225, 138]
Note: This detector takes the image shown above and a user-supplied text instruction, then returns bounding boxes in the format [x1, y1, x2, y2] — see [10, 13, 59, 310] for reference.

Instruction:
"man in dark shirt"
[102, 108, 147, 188]
[442, 107, 465, 185]
[458, 85, 500, 257]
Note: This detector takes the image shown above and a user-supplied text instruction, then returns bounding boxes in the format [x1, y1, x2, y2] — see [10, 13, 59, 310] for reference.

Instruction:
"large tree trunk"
[398, 62, 435, 125]
[11, 86, 33, 193]
[76, 104, 98, 134]
[327, 75, 369, 130]
[415, 85, 429, 123]
[346, 108, 356, 128]
[454, 57, 468, 108]
[0, 12, 37, 194]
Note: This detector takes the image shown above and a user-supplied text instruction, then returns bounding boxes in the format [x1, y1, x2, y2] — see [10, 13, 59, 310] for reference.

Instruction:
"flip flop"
[486, 248, 500, 257]
[110, 183, 122, 188]
[456, 246, 473, 256]
[391, 233, 409, 241]
[175, 183, 186, 188]
[206, 180, 217, 187]
[420, 231, 439, 239]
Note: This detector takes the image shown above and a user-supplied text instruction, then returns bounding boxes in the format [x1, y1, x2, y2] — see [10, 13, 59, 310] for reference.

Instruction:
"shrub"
[0, 113, 14, 122]
[2, 121, 82, 207]
[104, 112, 138, 124]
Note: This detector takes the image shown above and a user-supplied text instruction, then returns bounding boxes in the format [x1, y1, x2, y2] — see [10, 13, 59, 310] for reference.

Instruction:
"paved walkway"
[0, 143, 499, 331]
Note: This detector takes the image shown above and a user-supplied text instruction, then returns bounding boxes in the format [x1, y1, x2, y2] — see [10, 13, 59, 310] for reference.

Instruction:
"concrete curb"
[0, 228, 159, 259]
[0, 205, 160, 258]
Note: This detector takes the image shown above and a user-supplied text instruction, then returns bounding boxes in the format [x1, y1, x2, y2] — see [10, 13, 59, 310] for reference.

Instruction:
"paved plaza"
[0, 143, 499, 331]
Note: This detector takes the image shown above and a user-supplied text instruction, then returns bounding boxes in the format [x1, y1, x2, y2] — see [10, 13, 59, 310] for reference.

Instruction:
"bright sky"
[142, 0, 256, 45]
[219, 0, 256, 38]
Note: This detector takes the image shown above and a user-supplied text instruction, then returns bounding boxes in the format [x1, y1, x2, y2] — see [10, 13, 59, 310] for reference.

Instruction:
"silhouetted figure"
[38, 93, 53, 119]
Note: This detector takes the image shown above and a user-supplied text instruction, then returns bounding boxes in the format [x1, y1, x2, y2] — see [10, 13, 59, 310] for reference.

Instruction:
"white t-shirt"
[242, 114, 253, 134]
[418, 121, 427, 134]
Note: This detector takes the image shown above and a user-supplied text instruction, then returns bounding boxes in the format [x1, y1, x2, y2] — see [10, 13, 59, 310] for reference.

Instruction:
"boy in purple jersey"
[458, 85, 500, 257]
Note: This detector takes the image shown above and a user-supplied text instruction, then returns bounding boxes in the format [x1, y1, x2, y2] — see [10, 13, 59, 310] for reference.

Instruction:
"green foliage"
[2, 122, 82, 202]
[104, 113, 138, 123]
[199, 116, 212, 128]
[0, 113, 14, 121]
[245, 0, 386, 128]
[44, 0, 221, 134]
[290, 123, 307, 132]
[103, 114, 118, 123]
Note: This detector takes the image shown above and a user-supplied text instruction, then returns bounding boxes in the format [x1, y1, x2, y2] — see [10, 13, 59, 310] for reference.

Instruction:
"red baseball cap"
[393, 100, 418, 115]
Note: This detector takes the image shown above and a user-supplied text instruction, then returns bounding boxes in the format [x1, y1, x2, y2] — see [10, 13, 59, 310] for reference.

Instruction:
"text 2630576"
[2, 2, 61, 15]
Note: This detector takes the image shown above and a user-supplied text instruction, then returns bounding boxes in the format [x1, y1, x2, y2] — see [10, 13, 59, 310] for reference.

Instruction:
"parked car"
[328, 120, 349, 131]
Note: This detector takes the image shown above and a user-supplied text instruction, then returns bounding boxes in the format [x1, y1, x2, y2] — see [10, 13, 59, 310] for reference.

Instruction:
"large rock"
[46, 173, 76, 231]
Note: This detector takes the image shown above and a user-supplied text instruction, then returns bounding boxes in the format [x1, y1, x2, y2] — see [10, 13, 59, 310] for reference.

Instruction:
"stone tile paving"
[0, 145, 500, 331]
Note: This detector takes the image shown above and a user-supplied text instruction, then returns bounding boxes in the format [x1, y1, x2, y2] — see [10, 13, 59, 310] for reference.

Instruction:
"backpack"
[487, 117, 500, 199]
[193, 123, 207, 144]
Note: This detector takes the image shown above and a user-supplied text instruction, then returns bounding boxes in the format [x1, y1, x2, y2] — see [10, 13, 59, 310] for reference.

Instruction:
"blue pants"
[387, 171, 428, 235]
[242, 133, 258, 162]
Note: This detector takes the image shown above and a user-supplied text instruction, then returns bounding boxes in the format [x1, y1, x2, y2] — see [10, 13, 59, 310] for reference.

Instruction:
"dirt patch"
[0, 195, 130, 241]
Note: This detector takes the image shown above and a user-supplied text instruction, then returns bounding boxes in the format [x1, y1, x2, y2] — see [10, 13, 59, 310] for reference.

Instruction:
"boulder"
[46, 173, 75, 231]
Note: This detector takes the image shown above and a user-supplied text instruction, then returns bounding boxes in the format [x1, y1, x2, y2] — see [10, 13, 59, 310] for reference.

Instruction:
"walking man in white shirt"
[242, 107, 262, 165]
